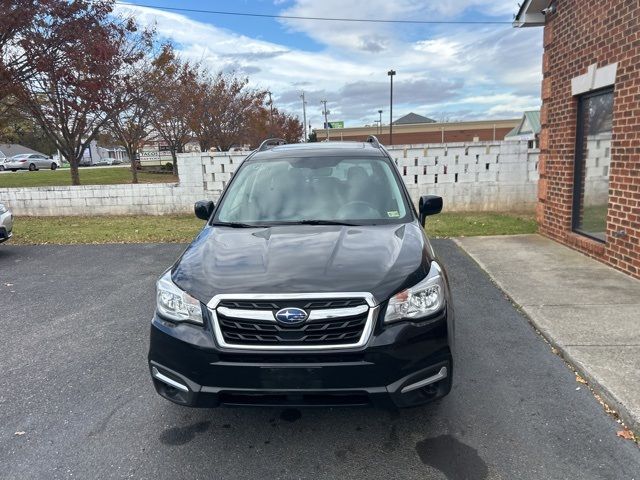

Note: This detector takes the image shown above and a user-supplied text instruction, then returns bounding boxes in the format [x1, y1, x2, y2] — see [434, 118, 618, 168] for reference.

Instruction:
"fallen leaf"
[14, 431, 25, 436]
[617, 429, 634, 440]
[575, 374, 587, 384]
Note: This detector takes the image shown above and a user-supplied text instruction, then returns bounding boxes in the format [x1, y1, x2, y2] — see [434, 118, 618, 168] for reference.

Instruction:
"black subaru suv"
[149, 137, 454, 408]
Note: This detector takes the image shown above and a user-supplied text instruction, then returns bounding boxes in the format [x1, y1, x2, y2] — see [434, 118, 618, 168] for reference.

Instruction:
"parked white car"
[0, 203, 12, 243]
[1, 153, 58, 171]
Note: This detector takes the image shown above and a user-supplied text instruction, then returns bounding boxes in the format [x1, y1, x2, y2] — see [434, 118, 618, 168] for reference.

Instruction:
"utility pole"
[321, 100, 330, 140]
[378, 109, 383, 135]
[387, 70, 396, 145]
[267, 90, 274, 137]
[300, 91, 308, 142]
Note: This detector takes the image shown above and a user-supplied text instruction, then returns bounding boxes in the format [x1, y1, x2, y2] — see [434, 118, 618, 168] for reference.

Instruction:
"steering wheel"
[337, 200, 378, 218]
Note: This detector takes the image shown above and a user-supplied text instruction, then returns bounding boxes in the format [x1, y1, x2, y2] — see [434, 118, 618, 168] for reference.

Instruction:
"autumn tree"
[243, 104, 304, 147]
[4, 0, 151, 185]
[189, 71, 266, 152]
[0, 96, 57, 154]
[270, 109, 304, 144]
[0, 0, 39, 101]
[148, 45, 198, 174]
[109, 54, 160, 183]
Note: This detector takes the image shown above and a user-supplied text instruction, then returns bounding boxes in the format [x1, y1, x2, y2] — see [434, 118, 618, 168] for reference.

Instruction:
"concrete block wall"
[0, 155, 205, 216]
[190, 140, 539, 212]
[0, 140, 538, 216]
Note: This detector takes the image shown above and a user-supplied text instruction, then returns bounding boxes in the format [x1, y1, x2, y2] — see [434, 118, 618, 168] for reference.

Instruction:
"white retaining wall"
[0, 140, 539, 216]
[193, 140, 539, 212]
[0, 156, 206, 216]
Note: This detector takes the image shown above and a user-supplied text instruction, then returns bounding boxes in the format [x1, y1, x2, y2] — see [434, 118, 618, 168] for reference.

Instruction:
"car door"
[34, 155, 48, 168]
[27, 155, 39, 168]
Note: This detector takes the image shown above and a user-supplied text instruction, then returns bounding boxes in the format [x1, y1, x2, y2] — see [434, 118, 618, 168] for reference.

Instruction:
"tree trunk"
[130, 161, 139, 184]
[127, 146, 138, 184]
[199, 139, 210, 153]
[70, 158, 81, 186]
[170, 148, 178, 175]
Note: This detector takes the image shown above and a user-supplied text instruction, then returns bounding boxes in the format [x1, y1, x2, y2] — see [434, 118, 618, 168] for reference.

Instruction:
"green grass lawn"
[425, 211, 537, 238]
[8, 212, 537, 245]
[0, 167, 177, 188]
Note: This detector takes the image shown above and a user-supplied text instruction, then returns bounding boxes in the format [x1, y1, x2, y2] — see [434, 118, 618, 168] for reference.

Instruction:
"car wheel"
[28, 163, 36, 171]
[0, 165, 4, 171]
[51, 163, 58, 170]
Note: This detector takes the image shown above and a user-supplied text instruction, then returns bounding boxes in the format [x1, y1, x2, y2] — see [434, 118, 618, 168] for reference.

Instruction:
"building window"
[572, 88, 614, 242]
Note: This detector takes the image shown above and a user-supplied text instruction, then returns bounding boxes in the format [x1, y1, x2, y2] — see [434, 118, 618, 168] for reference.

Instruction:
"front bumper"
[0, 211, 13, 243]
[148, 306, 453, 408]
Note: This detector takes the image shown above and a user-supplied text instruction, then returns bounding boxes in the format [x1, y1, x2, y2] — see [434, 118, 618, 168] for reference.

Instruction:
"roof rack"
[366, 135, 381, 149]
[257, 138, 287, 152]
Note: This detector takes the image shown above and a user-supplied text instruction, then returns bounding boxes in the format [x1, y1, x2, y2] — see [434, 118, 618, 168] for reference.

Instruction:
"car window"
[215, 156, 410, 225]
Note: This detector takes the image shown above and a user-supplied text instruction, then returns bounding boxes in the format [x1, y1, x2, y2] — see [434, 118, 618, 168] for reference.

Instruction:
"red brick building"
[515, 0, 640, 279]
[313, 118, 519, 146]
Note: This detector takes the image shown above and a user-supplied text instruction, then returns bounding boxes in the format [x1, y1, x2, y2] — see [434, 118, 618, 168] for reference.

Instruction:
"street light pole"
[378, 109, 383, 135]
[387, 70, 396, 145]
[301, 91, 308, 142]
[267, 90, 274, 137]
[321, 99, 330, 140]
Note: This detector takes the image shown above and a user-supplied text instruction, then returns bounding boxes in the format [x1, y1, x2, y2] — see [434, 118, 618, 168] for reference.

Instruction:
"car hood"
[172, 222, 433, 305]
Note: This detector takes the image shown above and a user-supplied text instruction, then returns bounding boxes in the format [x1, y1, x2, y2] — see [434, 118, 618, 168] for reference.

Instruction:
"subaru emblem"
[275, 307, 308, 326]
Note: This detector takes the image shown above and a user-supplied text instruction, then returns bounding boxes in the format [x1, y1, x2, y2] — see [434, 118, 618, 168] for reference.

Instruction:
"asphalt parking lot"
[1, 241, 638, 480]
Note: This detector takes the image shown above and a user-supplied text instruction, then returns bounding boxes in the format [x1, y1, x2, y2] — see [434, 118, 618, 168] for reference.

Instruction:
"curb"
[453, 237, 639, 435]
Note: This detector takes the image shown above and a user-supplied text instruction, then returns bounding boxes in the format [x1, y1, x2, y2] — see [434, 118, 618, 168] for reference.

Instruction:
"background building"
[0, 144, 48, 159]
[313, 116, 519, 145]
[516, 0, 640, 279]
[505, 111, 541, 149]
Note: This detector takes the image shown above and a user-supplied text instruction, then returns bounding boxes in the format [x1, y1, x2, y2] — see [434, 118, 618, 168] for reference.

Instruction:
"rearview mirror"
[419, 195, 443, 226]
[194, 200, 215, 221]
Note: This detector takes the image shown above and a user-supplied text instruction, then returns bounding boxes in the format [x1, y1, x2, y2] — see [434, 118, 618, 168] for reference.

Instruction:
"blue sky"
[116, 0, 543, 128]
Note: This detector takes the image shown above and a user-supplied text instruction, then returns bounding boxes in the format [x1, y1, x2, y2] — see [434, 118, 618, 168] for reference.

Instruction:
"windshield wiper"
[211, 221, 269, 228]
[292, 220, 359, 226]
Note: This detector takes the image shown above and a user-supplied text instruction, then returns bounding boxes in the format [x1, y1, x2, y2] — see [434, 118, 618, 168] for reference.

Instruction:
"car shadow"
[153, 385, 489, 480]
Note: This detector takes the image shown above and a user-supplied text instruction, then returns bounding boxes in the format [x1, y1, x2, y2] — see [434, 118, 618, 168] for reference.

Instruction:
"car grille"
[217, 298, 367, 310]
[213, 296, 372, 349]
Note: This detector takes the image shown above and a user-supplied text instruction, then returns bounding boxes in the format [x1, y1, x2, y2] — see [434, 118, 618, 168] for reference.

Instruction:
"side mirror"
[194, 200, 215, 221]
[419, 195, 443, 226]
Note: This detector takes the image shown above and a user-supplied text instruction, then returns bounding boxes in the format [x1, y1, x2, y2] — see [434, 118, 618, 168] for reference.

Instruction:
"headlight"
[156, 270, 203, 324]
[0, 204, 6, 214]
[384, 261, 445, 323]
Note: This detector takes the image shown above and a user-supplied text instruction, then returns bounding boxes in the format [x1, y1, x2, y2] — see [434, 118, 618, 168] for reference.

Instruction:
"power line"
[114, 2, 513, 25]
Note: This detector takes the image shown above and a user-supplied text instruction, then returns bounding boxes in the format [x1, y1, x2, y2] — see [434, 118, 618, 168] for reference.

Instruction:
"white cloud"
[116, 0, 541, 127]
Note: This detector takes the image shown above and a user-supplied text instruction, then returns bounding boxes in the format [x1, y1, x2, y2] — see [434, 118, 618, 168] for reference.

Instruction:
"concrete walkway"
[455, 234, 640, 433]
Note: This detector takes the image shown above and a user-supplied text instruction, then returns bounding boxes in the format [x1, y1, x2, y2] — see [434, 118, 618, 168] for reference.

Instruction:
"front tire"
[0, 165, 4, 171]
[28, 163, 36, 171]
[51, 163, 58, 170]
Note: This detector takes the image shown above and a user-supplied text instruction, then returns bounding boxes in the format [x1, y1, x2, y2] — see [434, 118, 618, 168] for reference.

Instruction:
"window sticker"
[387, 211, 400, 218]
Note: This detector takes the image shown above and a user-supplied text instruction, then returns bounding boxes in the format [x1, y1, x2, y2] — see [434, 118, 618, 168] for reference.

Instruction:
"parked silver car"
[0, 203, 12, 243]
[1, 153, 58, 171]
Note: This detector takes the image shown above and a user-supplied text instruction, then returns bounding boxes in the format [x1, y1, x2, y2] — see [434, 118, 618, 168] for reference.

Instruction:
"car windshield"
[214, 156, 411, 226]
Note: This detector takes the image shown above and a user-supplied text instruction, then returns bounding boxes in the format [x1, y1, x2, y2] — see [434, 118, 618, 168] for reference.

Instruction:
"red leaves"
[616, 429, 636, 442]
[2, 0, 151, 184]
